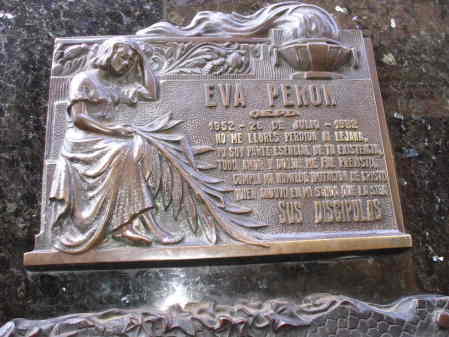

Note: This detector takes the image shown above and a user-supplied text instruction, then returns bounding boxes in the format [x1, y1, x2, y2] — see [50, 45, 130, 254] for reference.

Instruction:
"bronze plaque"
[25, 2, 411, 266]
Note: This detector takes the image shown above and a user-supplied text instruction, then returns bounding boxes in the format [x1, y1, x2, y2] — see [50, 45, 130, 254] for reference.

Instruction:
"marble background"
[0, 0, 448, 324]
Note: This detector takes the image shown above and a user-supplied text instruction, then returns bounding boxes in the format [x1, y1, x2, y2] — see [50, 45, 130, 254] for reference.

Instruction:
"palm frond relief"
[135, 113, 268, 247]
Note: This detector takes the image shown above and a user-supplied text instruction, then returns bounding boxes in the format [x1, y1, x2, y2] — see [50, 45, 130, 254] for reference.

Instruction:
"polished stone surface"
[1, 0, 448, 325]
[24, 251, 416, 320]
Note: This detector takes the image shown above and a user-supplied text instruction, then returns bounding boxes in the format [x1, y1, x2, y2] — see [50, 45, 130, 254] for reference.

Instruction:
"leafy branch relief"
[52, 41, 252, 77]
[145, 42, 251, 75]
[135, 113, 267, 246]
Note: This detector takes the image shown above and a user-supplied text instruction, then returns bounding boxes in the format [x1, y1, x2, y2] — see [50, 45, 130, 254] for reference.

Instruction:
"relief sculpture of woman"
[50, 37, 266, 255]
[50, 37, 184, 253]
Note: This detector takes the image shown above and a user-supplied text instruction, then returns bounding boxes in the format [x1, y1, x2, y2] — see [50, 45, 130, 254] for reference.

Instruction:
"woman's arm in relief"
[70, 102, 133, 137]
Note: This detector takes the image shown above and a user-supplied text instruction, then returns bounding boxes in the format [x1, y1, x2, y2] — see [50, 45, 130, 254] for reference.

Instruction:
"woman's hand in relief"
[111, 124, 135, 137]
[123, 87, 139, 104]
[124, 84, 154, 103]
[135, 85, 154, 101]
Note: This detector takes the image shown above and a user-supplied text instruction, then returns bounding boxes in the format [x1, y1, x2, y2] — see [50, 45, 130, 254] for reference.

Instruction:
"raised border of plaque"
[25, 2, 411, 267]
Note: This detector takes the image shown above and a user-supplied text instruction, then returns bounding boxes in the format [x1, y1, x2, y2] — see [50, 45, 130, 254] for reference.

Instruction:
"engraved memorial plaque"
[25, 2, 411, 266]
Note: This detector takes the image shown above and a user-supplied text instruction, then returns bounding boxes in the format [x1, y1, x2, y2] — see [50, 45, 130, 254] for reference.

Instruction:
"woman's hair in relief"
[91, 37, 158, 100]
[92, 38, 139, 72]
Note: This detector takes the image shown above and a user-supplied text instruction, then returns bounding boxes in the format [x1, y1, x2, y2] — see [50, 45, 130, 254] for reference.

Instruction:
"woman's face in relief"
[110, 44, 138, 75]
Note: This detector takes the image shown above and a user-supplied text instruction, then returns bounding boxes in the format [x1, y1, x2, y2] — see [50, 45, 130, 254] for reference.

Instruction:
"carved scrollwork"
[2, 295, 449, 337]
[52, 41, 252, 77]
[52, 43, 98, 76]
[146, 42, 251, 75]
